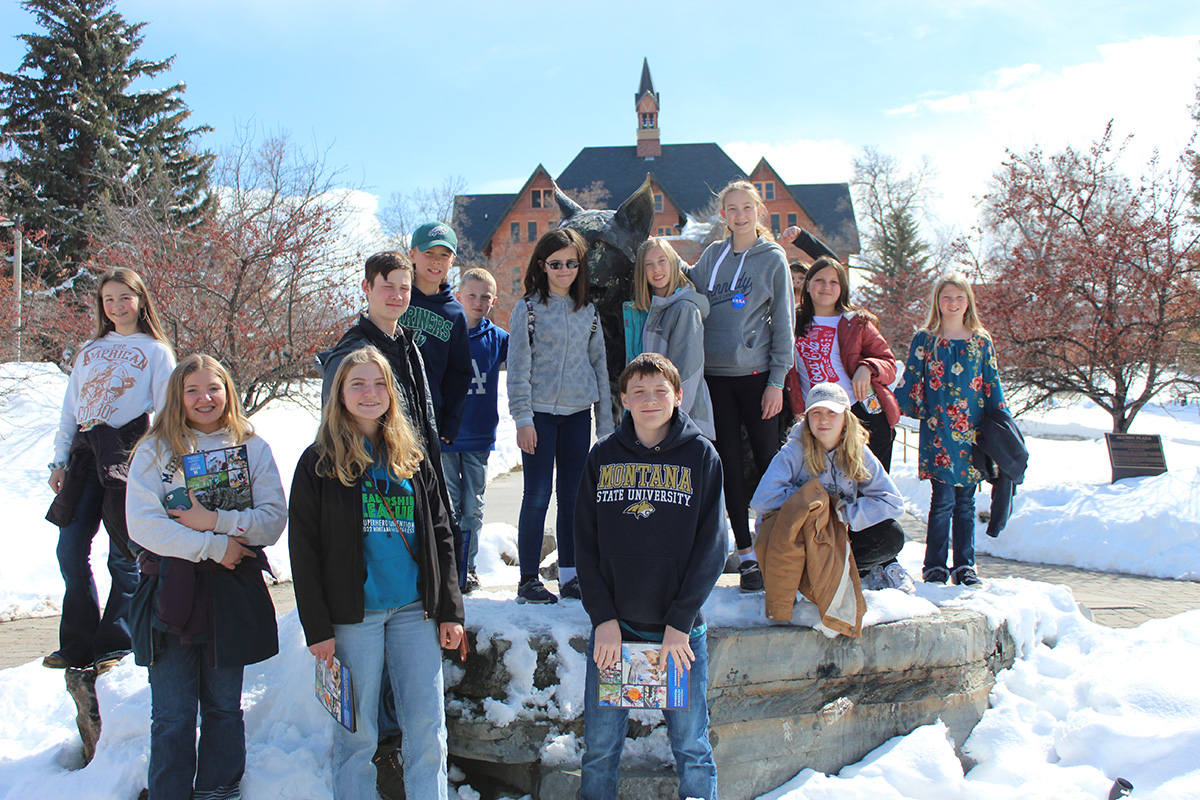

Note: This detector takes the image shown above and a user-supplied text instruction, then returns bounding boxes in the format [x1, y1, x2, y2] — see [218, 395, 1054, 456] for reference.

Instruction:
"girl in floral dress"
[898, 274, 1005, 586]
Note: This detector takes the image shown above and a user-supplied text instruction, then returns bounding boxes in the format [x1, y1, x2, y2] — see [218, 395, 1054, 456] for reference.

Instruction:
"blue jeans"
[441, 450, 491, 572]
[580, 631, 717, 800]
[517, 410, 591, 574]
[333, 604, 447, 800]
[925, 480, 977, 571]
[56, 468, 138, 666]
[148, 634, 245, 800]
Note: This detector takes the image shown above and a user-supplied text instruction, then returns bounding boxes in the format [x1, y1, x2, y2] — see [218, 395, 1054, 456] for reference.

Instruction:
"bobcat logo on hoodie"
[624, 499, 656, 519]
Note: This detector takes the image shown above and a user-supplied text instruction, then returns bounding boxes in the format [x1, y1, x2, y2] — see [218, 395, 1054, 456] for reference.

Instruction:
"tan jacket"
[754, 478, 865, 637]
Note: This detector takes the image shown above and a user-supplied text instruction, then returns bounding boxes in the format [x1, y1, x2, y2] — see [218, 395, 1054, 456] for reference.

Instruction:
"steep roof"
[787, 183, 861, 256]
[454, 192, 516, 256]
[636, 58, 657, 102]
[557, 143, 742, 217]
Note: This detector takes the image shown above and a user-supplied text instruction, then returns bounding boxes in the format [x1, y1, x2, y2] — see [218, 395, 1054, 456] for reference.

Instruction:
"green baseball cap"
[412, 221, 458, 254]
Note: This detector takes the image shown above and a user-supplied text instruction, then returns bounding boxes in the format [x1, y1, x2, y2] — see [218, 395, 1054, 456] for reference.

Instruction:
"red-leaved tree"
[969, 125, 1200, 432]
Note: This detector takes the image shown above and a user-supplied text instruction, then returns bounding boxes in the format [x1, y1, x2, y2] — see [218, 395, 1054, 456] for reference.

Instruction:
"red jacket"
[785, 311, 900, 427]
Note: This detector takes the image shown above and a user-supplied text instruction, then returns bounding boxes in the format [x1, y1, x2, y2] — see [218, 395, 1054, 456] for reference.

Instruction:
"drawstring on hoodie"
[706, 242, 749, 294]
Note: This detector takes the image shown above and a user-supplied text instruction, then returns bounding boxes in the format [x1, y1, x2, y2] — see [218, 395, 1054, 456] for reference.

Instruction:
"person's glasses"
[544, 260, 580, 271]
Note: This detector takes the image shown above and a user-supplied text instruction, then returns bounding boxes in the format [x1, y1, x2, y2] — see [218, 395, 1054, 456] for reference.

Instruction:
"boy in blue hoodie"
[400, 221, 473, 446]
[574, 353, 725, 800]
[442, 268, 509, 593]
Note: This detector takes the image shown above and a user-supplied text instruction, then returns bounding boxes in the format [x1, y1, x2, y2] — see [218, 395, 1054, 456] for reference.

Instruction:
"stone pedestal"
[446, 609, 1015, 799]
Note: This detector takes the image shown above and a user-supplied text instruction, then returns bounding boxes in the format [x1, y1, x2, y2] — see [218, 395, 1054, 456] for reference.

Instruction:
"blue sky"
[2, 0, 1198, 234]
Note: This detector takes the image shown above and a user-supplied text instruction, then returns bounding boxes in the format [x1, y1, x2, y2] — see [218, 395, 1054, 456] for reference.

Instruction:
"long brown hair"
[631, 237, 693, 312]
[799, 410, 871, 482]
[522, 228, 590, 311]
[717, 180, 773, 241]
[139, 354, 253, 464]
[796, 256, 876, 336]
[316, 347, 424, 486]
[92, 268, 171, 346]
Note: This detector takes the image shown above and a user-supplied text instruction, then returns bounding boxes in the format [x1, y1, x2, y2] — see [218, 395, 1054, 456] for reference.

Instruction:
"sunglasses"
[544, 260, 580, 271]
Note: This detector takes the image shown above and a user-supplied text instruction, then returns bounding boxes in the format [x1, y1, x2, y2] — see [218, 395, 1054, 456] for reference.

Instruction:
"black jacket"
[574, 409, 725, 635]
[971, 406, 1029, 537]
[288, 446, 463, 647]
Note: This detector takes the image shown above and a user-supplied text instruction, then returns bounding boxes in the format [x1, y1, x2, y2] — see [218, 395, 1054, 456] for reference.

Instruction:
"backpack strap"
[526, 301, 536, 347]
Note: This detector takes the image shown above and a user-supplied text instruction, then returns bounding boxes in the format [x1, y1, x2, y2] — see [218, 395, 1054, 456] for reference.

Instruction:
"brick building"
[453, 60, 860, 329]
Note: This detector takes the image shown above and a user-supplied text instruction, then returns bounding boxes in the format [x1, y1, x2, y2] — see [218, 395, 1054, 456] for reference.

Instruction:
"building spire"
[635, 58, 661, 158]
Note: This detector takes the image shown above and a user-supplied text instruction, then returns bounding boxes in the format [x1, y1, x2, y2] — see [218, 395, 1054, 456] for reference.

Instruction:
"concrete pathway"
[4, 468, 1198, 671]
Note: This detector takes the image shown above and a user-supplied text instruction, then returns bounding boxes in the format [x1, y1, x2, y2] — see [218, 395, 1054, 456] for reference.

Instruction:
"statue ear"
[614, 174, 655, 240]
[553, 181, 584, 222]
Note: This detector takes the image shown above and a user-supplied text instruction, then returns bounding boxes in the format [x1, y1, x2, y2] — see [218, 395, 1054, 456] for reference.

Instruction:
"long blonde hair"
[799, 410, 871, 482]
[717, 180, 773, 241]
[141, 354, 253, 463]
[316, 347, 423, 486]
[921, 272, 990, 339]
[631, 237, 693, 312]
[92, 268, 172, 347]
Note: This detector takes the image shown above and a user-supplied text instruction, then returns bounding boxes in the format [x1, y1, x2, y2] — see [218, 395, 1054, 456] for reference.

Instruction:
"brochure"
[164, 445, 253, 512]
[596, 641, 689, 709]
[316, 655, 355, 732]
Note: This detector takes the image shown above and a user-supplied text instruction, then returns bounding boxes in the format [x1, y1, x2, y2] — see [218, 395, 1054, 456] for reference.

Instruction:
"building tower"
[635, 58, 661, 159]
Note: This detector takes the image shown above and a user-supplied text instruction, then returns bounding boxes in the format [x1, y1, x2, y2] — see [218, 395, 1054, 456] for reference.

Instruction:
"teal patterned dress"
[898, 331, 1006, 486]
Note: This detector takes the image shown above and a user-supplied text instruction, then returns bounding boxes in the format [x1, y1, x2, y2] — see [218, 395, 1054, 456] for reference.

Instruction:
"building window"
[787, 213, 798, 229]
[764, 182, 775, 200]
[753, 182, 763, 196]
[531, 190, 542, 209]
[653, 193, 663, 212]
[510, 222, 520, 242]
[641, 113, 655, 129]
[528, 221, 537, 241]
[512, 279, 520, 293]
[770, 214, 780, 235]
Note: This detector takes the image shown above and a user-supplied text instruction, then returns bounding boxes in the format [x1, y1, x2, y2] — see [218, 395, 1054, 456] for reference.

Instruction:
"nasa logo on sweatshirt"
[624, 499, 656, 519]
[731, 292, 747, 309]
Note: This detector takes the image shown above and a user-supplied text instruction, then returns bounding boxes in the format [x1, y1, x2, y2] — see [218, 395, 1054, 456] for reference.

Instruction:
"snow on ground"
[3, 362, 1200, 797]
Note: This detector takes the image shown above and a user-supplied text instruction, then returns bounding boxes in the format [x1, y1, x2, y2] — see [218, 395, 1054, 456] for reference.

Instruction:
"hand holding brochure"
[596, 642, 689, 709]
[316, 656, 355, 732]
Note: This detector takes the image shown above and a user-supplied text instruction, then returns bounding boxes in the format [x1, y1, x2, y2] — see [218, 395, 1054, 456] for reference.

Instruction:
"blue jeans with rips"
[56, 468, 138, 667]
[925, 479, 978, 572]
[148, 634, 246, 800]
[517, 410, 591, 575]
[441, 450, 491, 572]
[333, 603, 447, 800]
[580, 630, 717, 800]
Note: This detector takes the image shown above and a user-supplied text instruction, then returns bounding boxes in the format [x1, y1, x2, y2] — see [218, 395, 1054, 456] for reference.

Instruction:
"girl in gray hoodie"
[687, 180, 795, 593]
[508, 228, 613, 605]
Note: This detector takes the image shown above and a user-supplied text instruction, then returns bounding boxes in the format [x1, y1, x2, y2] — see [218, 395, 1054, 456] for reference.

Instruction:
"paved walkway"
[4, 468, 1199, 670]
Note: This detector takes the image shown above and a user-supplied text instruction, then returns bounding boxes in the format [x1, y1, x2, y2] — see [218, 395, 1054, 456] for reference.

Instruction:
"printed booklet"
[164, 445, 253, 512]
[316, 655, 355, 732]
[597, 642, 689, 709]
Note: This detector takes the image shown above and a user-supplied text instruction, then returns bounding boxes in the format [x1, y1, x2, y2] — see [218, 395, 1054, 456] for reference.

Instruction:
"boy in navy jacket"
[442, 268, 509, 592]
[574, 353, 725, 800]
[399, 221, 473, 445]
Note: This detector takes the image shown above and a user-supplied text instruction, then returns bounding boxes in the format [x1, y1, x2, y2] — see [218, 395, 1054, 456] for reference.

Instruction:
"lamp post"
[0, 214, 20, 361]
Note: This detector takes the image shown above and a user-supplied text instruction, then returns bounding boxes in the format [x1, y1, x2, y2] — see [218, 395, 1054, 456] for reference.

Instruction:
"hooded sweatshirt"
[622, 287, 715, 440]
[574, 409, 725, 637]
[687, 235, 794, 385]
[507, 295, 614, 436]
[444, 317, 509, 453]
[398, 284, 472, 444]
[750, 421, 903, 532]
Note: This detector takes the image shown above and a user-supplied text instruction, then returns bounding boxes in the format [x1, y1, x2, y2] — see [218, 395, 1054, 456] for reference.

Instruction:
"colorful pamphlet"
[316, 655, 355, 732]
[164, 445, 253, 512]
[596, 642, 689, 709]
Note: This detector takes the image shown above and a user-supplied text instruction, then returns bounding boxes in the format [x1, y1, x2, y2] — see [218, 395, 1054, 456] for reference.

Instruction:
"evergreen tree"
[0, 0, 213, 285]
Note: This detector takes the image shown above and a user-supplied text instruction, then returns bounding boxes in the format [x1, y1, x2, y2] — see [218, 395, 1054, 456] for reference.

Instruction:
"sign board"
[1104, 433, 1167, 483]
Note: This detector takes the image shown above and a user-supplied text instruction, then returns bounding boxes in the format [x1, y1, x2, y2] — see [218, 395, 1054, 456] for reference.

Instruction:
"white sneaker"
[862, 564, 886, 591]
[882, 561, 916, 595]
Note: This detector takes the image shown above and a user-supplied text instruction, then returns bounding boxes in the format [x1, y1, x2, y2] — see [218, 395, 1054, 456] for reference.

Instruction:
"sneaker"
[881, 561, 916, 595]
[373, 734, 406, 800]
[862, 565, 886, 591]
[738, 560, 764, 593]
[516, 578, 558, 604]
[93, 650, 131, 674]
[951, 565, 982, 587]
[42, 651, 72, 669]
[922, 566, 950, 584]
[463, 571, 481, 594]
[559, 576, 582, 600]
